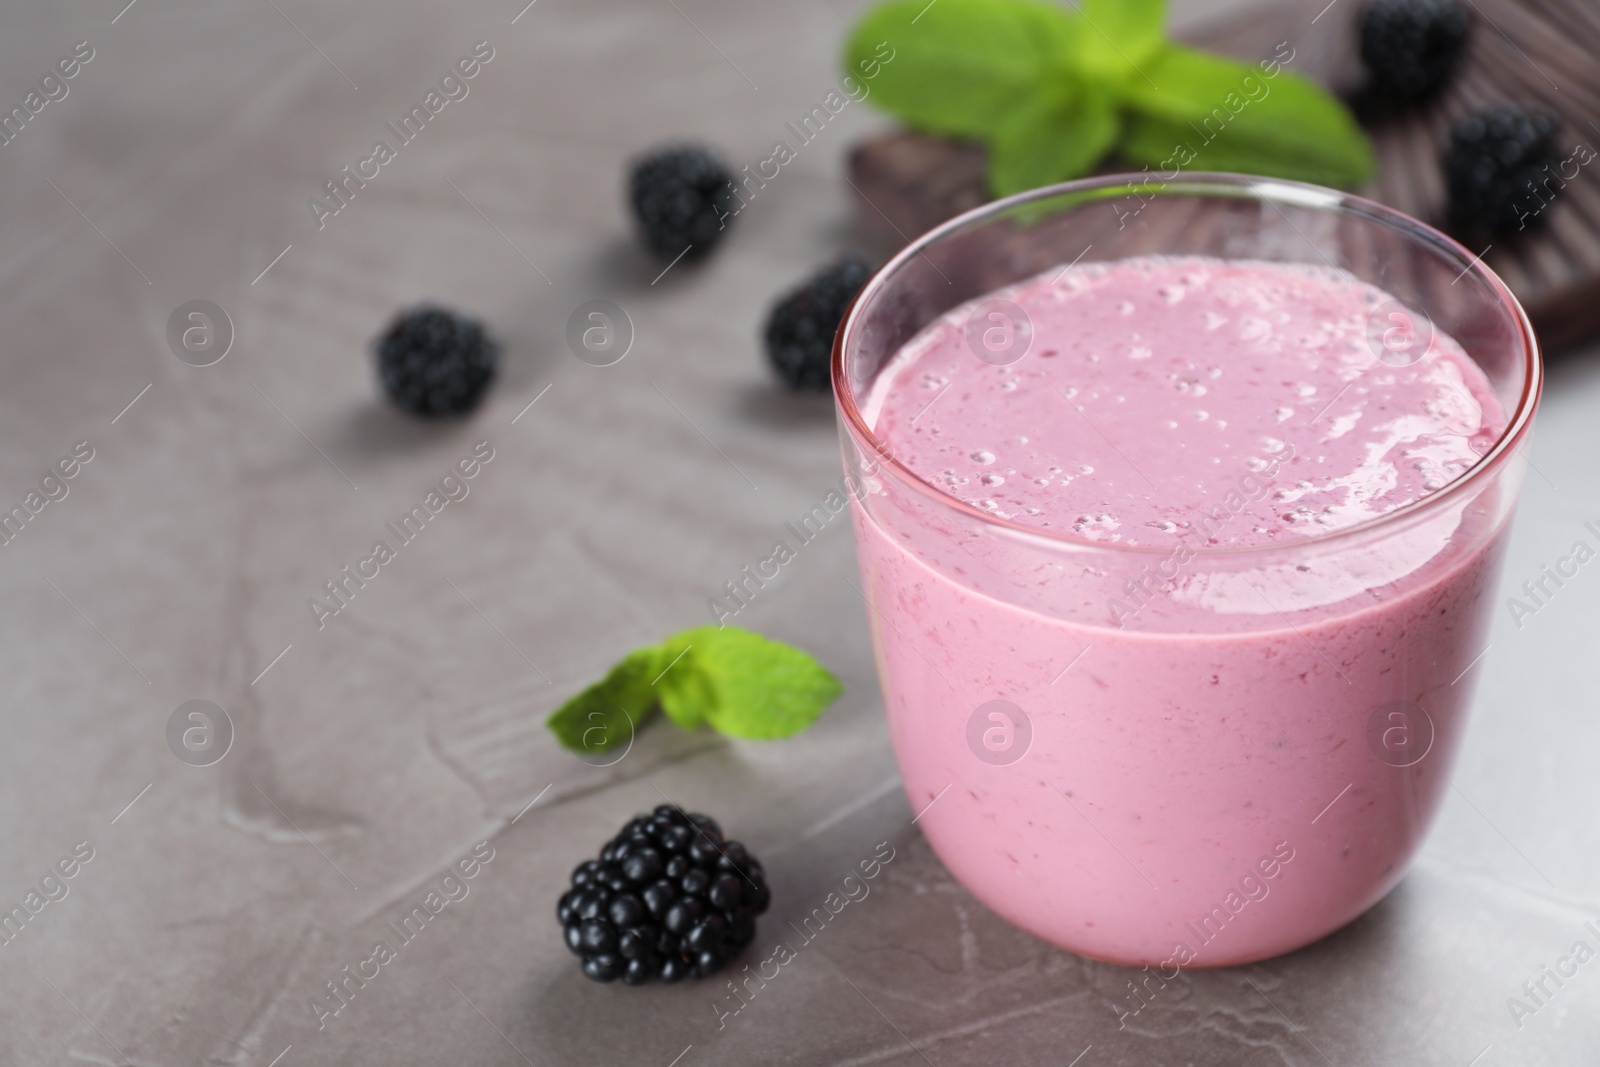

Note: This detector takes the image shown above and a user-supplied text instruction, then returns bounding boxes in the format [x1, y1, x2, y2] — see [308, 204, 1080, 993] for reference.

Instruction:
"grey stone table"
[0, 0, 1594, 1064]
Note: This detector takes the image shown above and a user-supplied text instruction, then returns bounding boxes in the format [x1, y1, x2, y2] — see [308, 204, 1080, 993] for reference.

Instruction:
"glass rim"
[831, 171, 1543, 559]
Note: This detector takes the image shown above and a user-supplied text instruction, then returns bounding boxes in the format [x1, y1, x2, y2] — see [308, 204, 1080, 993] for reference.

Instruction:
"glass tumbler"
[832, 174, 1541, 967]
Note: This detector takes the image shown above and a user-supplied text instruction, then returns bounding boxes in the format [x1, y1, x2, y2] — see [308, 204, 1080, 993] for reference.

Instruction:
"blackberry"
[374, 306, 498, 417]
[559, 806, 768, 985]
[764, 255, 873, 391]
[1445, 107, 1563, 234]
[628, 145, 738, 261]
[1359, 0, 1470, 103]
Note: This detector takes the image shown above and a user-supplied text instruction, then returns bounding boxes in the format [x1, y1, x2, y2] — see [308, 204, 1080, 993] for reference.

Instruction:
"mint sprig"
[845, 0, 1374, 196]
[545, 626, 842, 755]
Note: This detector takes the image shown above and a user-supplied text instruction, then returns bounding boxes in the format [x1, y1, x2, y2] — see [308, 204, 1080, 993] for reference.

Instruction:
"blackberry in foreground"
[1445, 107, 1562, 234]
[1359, 0, 1469, 103]
[559, 807, 769, 985]
[628, 145, 738, 261]
[374, 306, 498, 417]
[765, 255, 873, 391]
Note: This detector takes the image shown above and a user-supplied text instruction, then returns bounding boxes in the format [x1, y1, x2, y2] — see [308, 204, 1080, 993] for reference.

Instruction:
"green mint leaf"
[666, 626, 842, 740]
[1118, 45, 1374, 189]
[547, 627, 843, 754]
[989, 85, 1122, 197]
[654, 634, 714, 731]
[844, 0, 1082, 139]
[1074, 0, 1168, 85]
[545, 646, 662, 755]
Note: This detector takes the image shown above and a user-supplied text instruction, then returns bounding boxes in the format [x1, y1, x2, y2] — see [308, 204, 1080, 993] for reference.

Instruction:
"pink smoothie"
[850, 256, 1512, 967]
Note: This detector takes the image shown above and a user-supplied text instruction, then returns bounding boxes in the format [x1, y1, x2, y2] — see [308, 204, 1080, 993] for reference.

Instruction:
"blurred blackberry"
[1360, 0, 1470, 102]
[374, 306, 498, 417]
[1445, 107, 1562, 234]
[558, 806, 768, 985]
[628, 145, 738, 261]
[764, 255, 873, 391]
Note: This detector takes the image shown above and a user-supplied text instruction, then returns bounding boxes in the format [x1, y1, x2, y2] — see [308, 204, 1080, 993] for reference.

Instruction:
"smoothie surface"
[864, 256, 1507, 548]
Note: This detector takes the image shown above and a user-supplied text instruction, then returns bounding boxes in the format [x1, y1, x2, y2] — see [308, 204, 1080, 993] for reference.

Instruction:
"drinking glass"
[832, 174, 1541, 967]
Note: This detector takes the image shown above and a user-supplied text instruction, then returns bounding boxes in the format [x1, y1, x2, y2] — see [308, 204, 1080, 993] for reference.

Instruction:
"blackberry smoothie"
[845, 254, 1522, 966]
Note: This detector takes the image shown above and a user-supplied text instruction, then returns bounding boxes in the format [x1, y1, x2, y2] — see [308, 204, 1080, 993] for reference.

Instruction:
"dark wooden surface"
[848, 0, 1600, 353]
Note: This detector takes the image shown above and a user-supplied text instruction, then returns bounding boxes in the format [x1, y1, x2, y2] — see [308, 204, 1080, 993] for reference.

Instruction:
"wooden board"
[847, 0, 1600, 353]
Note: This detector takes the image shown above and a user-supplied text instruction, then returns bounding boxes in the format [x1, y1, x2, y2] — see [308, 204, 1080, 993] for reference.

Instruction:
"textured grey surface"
[0, 0, 1595, 1064]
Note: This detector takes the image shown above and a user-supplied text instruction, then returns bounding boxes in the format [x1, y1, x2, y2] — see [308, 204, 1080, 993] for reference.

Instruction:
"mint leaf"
[1118, 45, 1374, 189]
[545, 627, 842, 754]
[654, 633, 714, 731]
[666, 626, 842, 740]
[545, 646, 662, 755]
[844, 0, 1082, 139]
[1075, 0, 1167, 84]
[850, 0, 1377, 200]
[989, 85, 1121, 196]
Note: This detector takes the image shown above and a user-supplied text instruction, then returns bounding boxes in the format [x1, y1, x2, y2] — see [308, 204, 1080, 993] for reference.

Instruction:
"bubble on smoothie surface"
[863, 255, 1507, 549]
